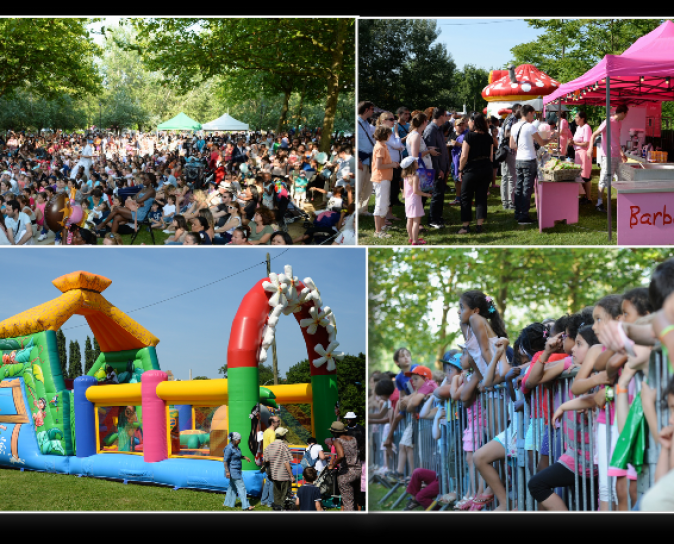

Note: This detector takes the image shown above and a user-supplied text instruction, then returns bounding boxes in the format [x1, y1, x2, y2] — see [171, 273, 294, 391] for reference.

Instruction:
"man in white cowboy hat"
[263, 426, 295, 511]
[343, 411, 365, 443]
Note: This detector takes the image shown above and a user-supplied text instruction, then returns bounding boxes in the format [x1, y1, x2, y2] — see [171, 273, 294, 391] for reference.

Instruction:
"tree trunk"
[277, 90, 291, 134]
[296, 86, 306, 129]
[320, 19, 347, 153]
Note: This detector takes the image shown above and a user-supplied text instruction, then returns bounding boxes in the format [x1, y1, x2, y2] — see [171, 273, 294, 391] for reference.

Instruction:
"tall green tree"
[454, 64, 490, 113]
[359, 19, 457, 112]
[84, 336, 95, 376]
[285, 354, 366, 428]
[509, 19, 665, 83]
[56, 329, 68, 379]
[258, 363, 275, 386]
[67, 340, 82, 380]
[0, 18, 103, 100]
[123, 18, 354, 151]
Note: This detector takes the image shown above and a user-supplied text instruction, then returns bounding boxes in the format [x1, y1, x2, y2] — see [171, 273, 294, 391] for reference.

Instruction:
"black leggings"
[528, 461, 598, 510]
[460, 163, 491, 223]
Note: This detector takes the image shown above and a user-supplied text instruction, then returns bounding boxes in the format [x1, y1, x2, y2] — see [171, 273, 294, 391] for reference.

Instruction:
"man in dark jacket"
[423, 107, 450, 228]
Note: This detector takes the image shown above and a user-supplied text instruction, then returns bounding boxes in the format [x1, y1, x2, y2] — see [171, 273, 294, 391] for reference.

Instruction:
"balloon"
[69, 205, 83, 225]
[44, 193, 68, 233]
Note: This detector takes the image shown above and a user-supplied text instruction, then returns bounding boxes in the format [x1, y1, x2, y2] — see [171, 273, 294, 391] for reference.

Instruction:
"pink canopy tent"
[543, 20, 674, 241]
[545, 20, 674, 106]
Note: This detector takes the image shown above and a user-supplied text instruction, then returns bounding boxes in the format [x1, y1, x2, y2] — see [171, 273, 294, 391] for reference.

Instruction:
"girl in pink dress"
[400, 157, 431, 245]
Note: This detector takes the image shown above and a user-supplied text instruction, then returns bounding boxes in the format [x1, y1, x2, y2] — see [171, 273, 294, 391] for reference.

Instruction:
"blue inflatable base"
[68, 454, 264, 496]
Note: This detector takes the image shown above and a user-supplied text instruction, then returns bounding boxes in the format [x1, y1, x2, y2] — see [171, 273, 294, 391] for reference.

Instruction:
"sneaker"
[374, 231, 392, 239]
[163, 229, 173, 234]
[54, 240, 61, 245]
[579, 197, 591, 205]
[596, 204, 607, 212]
[518, 217, 535, 225]
[37, 233, 47, 242]
[429, 222, 444, 229]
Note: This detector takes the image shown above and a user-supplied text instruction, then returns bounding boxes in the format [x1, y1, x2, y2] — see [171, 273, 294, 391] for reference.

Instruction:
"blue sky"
[0, 248, 366, 381]
[432, 18, 544, 71]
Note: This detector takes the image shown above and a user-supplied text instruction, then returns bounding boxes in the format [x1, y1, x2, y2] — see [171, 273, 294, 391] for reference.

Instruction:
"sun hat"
[344, 412, 357, 420]
[329, 421, 347, 433]
[275, 427, 289, 437]
[400, 156, 418, 169]
[229, 431, 241, 441]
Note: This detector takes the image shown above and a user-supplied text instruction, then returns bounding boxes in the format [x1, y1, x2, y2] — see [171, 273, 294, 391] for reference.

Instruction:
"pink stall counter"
[534, 179, 580, 232]
[613, 180, 674, 245]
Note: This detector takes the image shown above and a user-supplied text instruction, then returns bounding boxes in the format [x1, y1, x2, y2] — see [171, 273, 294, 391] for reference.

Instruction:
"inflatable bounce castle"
[0, 267, 341, 495]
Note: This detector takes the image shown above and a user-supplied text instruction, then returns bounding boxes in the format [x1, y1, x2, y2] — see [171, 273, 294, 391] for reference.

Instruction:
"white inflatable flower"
[284, 265, 300, 302]
[259, 346, 269, 363]
[326, 312, 337, 344]
[262, 272, 289, 308]
[312, 341, 344, 372]
[301, 277, 323, 308]
[300, 306, 331, 335]
[267, 304, 284, 328]
[261, 324, 275, 349]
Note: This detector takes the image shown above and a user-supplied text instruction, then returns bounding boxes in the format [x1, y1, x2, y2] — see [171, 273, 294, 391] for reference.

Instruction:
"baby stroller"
[315, 466, 341, 509]
[283, 199, 312, 227]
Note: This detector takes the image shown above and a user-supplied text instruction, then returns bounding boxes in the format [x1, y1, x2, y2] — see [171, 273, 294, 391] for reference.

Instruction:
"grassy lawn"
[368, 480, 409, 512]
[0, 466, 271, 511]
[358, 169, 619, 246]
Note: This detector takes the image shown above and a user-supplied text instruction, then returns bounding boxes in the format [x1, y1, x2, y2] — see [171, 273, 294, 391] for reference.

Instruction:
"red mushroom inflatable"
[482, 64, 562, 118]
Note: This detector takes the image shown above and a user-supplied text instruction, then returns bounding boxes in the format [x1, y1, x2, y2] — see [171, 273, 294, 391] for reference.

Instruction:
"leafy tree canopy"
[0, 18, 103, 100]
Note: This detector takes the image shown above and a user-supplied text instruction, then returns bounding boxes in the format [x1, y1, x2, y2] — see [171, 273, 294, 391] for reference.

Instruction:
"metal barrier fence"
[370, 347, 672, 511]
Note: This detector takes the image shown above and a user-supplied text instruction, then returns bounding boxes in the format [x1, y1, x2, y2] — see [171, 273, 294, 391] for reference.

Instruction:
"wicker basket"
[541, 167, 582, 181]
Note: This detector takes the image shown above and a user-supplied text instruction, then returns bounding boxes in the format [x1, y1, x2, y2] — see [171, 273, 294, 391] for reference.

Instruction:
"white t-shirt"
[163, 204, 176, 217]
[511, 122, 538, 161]
[307, 443, 327, 472]
[5, 212, 33, 245]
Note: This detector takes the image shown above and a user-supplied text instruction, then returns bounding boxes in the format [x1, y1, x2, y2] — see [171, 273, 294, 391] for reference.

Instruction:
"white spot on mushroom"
[551, 82, 557, 87]
[521, 83, 532, 92]
[511, 83, 519, 89]
[486, 88, 490, 96]
[536, 81, 544, 87]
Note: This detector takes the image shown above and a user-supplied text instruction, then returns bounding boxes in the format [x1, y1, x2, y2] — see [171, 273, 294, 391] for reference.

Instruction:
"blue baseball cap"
[442, 351, 462, 370]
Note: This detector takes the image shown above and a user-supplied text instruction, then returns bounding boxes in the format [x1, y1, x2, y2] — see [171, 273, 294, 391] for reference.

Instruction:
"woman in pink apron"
[572, 111, 593, 205]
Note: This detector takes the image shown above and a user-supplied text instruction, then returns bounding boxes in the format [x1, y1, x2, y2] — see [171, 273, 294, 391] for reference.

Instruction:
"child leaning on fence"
[527, 325, 601, 511]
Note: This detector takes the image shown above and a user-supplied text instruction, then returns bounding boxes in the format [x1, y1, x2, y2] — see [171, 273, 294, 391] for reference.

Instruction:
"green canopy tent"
[156, 112, 202, 131]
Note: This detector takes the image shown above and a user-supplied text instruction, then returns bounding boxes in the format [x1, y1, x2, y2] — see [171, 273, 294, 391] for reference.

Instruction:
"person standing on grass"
[223, 431, 255, 510]
[370, 126, 398, 239]
[589, 104, 629, 213]
[423, 108, 450, 230]
[261, 416, 280, 507]
[510, 105, 555, 225]
[572, 111, 593, 205]
[357, 101, 376, 216]
[264, 426, 295, 511]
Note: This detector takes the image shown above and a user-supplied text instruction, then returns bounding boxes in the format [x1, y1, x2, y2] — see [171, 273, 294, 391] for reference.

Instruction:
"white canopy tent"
[201, 113, 249, 132]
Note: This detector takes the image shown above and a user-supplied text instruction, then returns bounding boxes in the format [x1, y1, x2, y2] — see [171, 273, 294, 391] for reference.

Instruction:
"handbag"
[494, 140, 511, 163]
[358, 120, 375, 163]
[417, 153, 436, 192]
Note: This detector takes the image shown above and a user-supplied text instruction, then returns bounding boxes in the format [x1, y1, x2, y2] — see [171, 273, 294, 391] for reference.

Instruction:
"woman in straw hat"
[327, 421, 361, 511]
